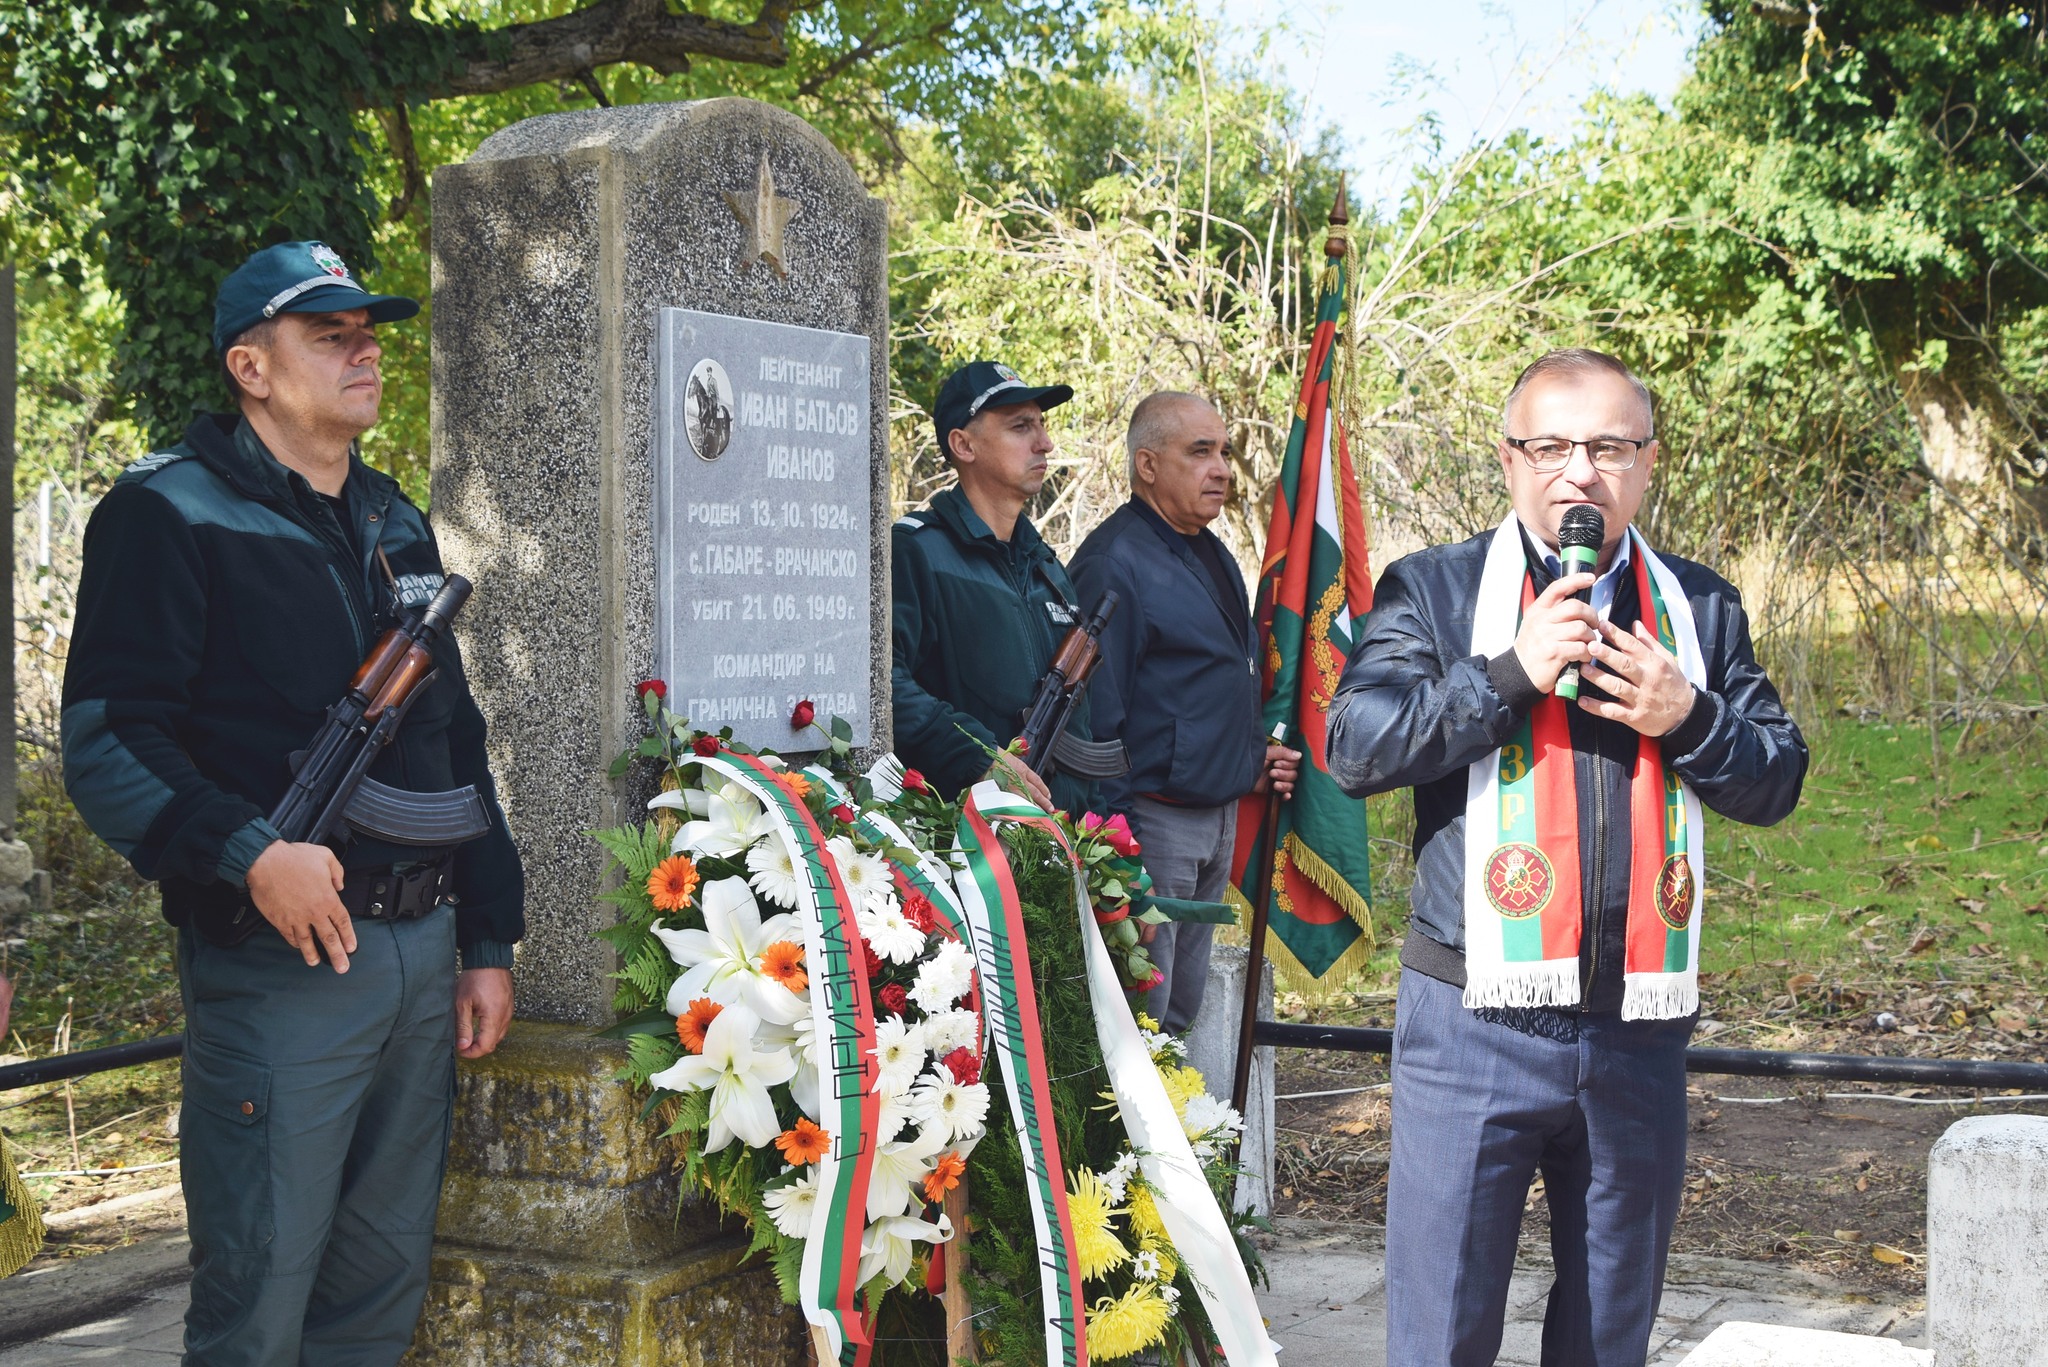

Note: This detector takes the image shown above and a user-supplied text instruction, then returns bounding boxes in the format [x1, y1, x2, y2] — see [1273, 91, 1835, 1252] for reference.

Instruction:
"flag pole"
[1229, 722, 1287, 1125]
[1228, 181, 1350, 1137]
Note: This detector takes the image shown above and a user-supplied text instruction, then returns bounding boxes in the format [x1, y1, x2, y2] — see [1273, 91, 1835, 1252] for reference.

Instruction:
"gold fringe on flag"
[0, 1133, 47, 1278]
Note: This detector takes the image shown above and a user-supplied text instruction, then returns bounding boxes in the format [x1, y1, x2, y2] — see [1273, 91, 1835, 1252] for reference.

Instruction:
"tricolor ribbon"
[686, 753, 877, 1364]
[956, 783, 1280, 1367]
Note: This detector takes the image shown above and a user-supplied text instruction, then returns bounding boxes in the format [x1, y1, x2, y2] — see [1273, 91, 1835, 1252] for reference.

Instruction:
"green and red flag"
[1229, 224, 1377, 981]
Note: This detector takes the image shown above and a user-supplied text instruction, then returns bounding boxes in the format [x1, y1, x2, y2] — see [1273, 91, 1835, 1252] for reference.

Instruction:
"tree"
[1681, 1, 2048, 491]
[0, 0, 1108, 448]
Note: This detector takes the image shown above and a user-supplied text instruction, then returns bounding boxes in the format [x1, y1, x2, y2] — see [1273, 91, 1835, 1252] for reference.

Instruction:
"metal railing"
[1253, 1020, 2048, 1090]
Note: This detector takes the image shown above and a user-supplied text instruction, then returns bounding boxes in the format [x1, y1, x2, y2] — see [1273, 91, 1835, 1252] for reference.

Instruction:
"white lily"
[759, 1011, 826, 1121]
[865, 1121, 949, 1222]
[857, 1212, 952, 1287]
[653, 878, 806, 1024]
[645, 1003, 797, 1152]
[664, 782, 771, 858]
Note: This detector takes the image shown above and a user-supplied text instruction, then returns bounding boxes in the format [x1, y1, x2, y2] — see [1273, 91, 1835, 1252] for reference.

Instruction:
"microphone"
[1553, 506, 1604, 701]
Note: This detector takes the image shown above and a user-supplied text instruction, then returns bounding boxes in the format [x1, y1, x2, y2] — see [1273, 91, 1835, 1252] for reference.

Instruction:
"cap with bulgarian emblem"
[932, 359, 1075, 455]
[212, 240, 420, 354]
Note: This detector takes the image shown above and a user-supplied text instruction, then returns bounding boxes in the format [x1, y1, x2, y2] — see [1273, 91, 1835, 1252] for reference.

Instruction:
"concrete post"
[1182, 944, 1276, 1219]
[1927, 1114, 2048, 1365]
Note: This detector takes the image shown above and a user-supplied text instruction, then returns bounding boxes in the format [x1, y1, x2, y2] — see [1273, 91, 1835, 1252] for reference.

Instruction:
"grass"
[1270, 711, 2048, 1036]
[4, 760, 179, 1231]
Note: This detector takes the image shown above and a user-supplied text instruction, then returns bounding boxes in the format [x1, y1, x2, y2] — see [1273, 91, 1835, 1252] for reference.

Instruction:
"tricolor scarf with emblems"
[1463, 516, 1708, 1021]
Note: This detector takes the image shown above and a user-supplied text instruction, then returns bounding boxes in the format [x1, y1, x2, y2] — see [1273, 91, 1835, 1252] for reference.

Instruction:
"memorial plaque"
[656, 307, 872, 750]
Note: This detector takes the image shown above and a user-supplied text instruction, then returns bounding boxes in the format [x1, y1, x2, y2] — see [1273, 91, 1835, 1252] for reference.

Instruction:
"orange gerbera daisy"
[759, 940, 808, 994]
[923, 1150, 966, 1204]
[647, 854, 701, 912]
[780, 771, 814, 799]
[775, 1117, 831, 1166]
[676, 997, 723, 1053]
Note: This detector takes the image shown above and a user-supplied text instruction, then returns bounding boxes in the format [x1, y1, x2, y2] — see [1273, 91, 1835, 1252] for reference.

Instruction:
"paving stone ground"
[0, 1218, 1925, 1364]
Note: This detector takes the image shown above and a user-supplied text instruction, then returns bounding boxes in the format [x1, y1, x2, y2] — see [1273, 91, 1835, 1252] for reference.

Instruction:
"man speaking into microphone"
[1325, 349, 1807, 1366]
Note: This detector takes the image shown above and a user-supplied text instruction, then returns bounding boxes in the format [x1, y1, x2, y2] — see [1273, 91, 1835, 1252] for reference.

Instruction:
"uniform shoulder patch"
[893, 514, 929, 532]
[115, 450, 190, 485]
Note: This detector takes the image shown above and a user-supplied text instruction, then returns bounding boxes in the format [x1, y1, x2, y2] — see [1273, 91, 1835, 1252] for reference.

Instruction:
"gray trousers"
[1129, 796, 1237, 1034]
[178, 909, 458, 1367]
[1386, 968, 1695, 1367]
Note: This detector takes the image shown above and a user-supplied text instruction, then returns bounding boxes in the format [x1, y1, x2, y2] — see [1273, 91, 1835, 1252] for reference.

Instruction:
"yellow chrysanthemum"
[1134, 1011, 1160, 1032]
[1067, 1168, 1130, 1280]
[1085, 1283, 1173, 1360]
[1127, 1181, 1169, 1246]
[1157, 1064, 1205, 1119]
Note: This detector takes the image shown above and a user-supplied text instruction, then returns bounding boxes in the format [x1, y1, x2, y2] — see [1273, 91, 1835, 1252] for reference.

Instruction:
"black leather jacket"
[1326, 525, 1807, 1011]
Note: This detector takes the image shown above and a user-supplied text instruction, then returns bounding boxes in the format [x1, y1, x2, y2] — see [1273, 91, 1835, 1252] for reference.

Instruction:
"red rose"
[635, 679, 667, 701]
[1010, 736, 1030, 756]
[943, 1046, 981, 1086]
[861, 943, 883, 979]
[791, 699, 817, 728]
[1138, 968, 1166, 992]
[691, 735, 720, 757]
[830, 804, 856, 824]
[879, 982, 910, 1014]
[902, 768, 928, 793]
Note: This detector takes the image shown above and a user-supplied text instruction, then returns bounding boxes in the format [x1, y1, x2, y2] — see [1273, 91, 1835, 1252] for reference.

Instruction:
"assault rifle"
[1015, 592, 1130, 781]
[196, 575, 493, 946]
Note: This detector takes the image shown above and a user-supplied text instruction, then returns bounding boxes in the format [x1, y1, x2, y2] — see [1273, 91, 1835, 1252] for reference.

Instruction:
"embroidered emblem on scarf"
[1462, 515, 1708, 1020]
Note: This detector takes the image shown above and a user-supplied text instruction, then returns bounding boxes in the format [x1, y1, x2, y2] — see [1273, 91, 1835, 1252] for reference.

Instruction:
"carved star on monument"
[725, 151, 800, 278]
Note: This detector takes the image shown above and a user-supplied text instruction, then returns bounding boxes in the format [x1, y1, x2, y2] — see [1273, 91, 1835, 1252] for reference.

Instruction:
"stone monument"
[1928, 1114, 2048, 1365]
[411, 99, 888, 1366]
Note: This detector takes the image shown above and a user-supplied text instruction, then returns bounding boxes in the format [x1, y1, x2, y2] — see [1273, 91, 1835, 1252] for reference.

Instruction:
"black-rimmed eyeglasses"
[1503, 435, 1652, 472]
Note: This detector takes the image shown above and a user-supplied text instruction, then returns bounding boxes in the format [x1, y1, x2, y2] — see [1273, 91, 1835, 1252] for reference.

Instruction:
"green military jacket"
[890, 487, 1096, 815]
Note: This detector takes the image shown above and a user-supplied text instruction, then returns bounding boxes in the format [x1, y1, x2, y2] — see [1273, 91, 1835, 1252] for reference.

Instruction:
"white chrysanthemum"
[1181, 1093, 1243, 1142]
[923, 1009, 980, 1058]
[746, 836, 806, 909]
[826, 835, 897, 914]
[857, 901, 926, 965]
[762, 1170, 819, 1239]
[908, 940, 975, 1015]
[1101, 1150, 1139, 1204]
[870, 1017, 929, 1095]
[1141, 1027, 1186, 1062]
[911, 1071, 990, 1145]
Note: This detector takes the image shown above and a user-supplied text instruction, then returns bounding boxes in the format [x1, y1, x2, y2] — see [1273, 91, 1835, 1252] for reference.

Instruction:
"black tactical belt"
[337, 854, 455, 922]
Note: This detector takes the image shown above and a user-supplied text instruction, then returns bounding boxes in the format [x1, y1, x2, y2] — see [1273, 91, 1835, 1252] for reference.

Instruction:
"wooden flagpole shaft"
[1230, 723, 1288, 1124]
[942, 1177, 978, 1363]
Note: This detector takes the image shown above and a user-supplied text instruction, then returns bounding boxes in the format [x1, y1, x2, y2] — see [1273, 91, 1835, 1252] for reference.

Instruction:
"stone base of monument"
[1678, 1322, 1929, 1365]
[1182, 945, 1276, 1219]
[402, 1023, 805, 1367]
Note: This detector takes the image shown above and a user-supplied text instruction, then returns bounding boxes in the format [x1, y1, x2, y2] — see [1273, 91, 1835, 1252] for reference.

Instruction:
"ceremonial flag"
[1229, 201, 1376, 980]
